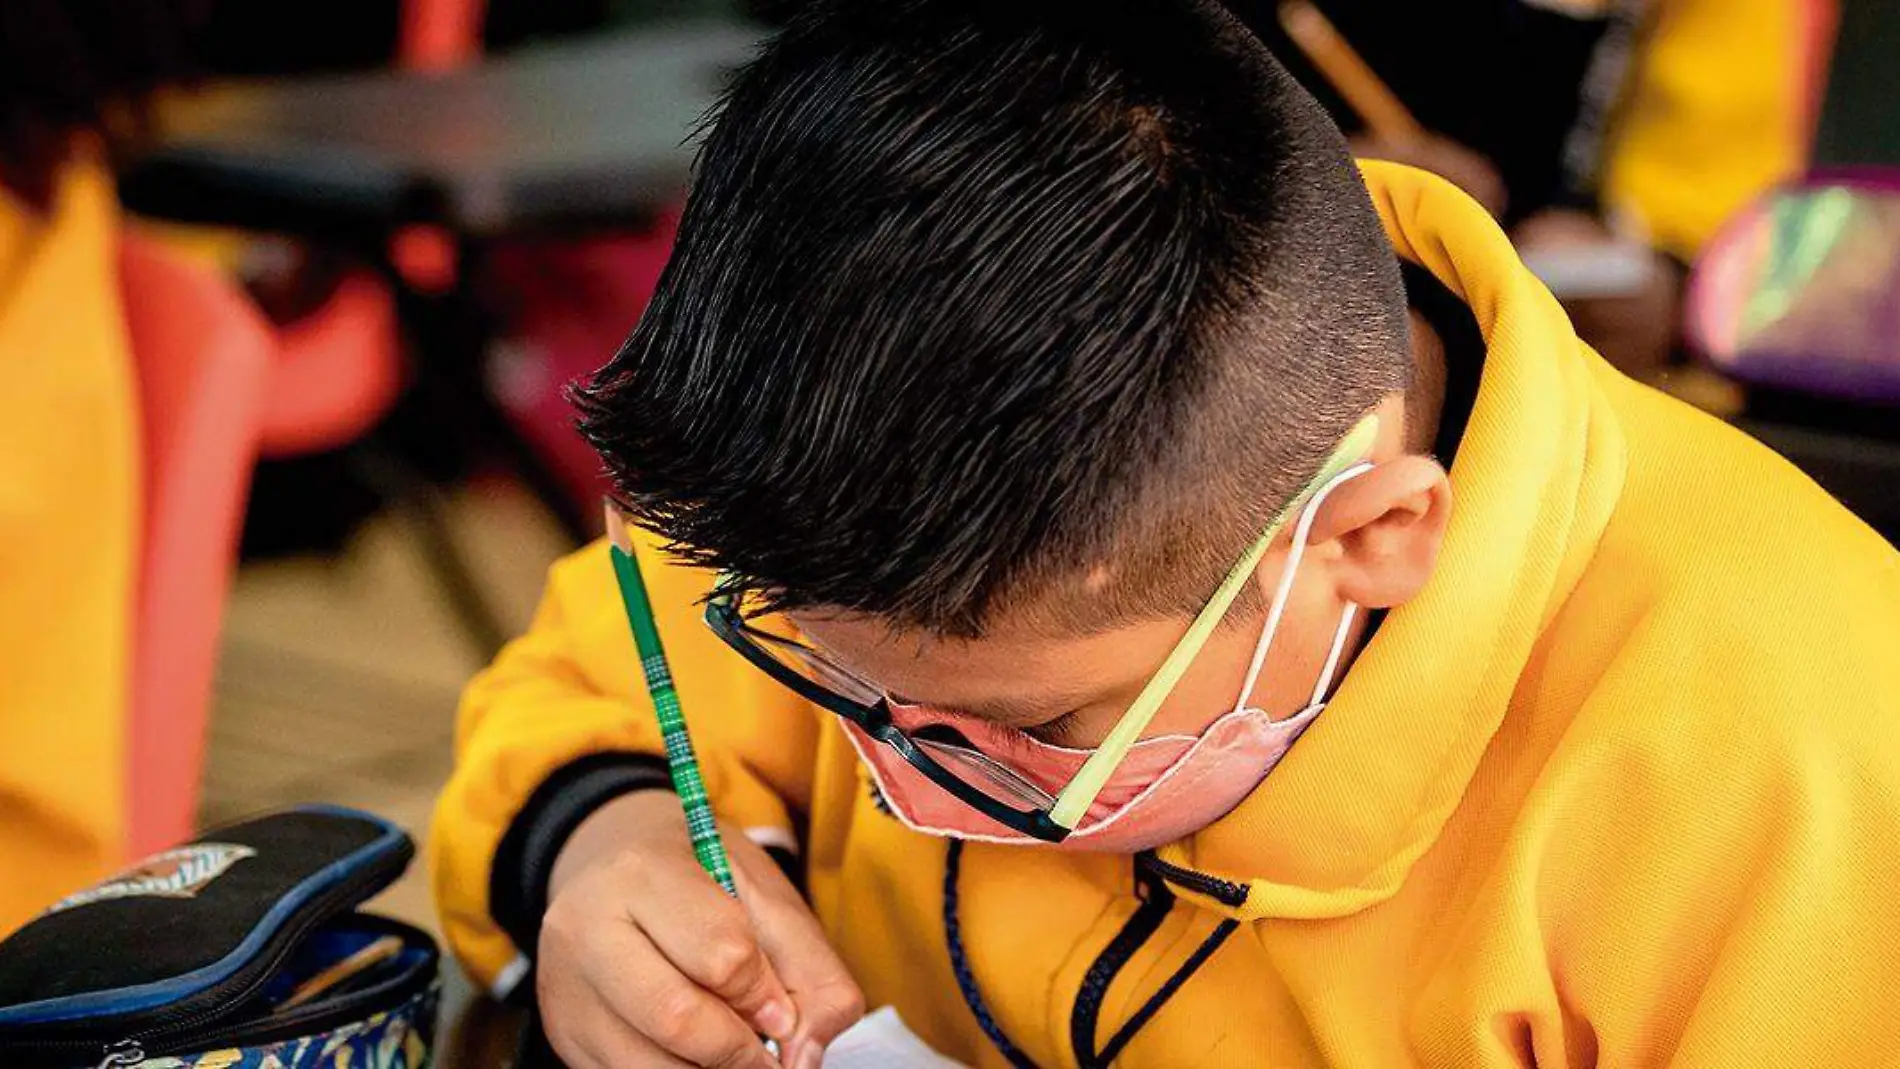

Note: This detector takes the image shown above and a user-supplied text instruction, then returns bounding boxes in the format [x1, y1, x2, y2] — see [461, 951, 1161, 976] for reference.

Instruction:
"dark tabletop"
[124, 23, 762, 238]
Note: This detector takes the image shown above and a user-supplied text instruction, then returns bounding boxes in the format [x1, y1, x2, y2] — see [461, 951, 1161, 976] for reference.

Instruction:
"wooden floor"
[201, 479, 572, 935]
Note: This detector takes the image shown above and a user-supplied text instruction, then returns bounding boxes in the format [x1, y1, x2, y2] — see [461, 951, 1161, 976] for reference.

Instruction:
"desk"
[125, 25, 760, 241]
[118, 25, 763, 650]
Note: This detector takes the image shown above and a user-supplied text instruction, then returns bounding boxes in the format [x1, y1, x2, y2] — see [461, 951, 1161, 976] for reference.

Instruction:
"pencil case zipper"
[2, 846, 412, 1067]
[91, 919, 436, 1068]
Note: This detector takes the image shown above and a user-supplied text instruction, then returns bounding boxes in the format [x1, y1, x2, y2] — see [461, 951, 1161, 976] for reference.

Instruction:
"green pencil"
[605, 507, 739, 897]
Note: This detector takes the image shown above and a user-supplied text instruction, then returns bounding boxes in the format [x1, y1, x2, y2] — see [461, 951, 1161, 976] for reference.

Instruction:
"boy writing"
[432, 2, 1900, 1065]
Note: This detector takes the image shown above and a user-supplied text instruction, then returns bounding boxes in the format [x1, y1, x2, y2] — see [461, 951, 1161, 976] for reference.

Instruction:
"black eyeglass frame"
[704, 594, 1072, 843]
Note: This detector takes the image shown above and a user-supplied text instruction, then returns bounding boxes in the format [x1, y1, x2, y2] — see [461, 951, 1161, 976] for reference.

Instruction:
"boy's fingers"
[784, 974, 868, 1060]
[546, 988, 695, 1069]
[680, 908, 797, 1043]
[625, 854, 800, 1042]
[590, 915, 778, 1069]
[742, 859, 865, 1048]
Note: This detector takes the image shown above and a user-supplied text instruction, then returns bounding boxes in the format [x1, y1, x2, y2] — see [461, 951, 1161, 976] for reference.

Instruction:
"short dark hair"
[0, 0, 199, 208]
[577, 0, 1410, 637]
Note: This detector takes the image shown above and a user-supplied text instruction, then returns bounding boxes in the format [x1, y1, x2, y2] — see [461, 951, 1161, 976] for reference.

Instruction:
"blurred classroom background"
[2, 0, 1897, 946]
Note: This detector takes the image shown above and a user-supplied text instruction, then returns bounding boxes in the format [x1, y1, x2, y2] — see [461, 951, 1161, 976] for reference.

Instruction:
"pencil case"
[0, 806, 439, 1069]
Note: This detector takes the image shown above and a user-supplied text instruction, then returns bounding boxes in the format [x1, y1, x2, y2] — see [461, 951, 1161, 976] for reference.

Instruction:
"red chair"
[110, 0, 494, 854]
[400, 0, 487, 73]
[250, 0, 483, 464]
[256, 267, 403, 459]
[117, 233, 274, 858]
[236, 0, 521, 658]
[195, 0, 470, 461]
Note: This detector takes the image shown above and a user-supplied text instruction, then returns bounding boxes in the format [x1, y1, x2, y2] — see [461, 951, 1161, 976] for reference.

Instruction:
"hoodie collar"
[1157, 162, 1630, 921]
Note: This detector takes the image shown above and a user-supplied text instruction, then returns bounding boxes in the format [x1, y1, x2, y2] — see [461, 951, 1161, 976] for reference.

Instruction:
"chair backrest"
[258, 267, 402, 459]
[117, 233, 273, 858]
[400, 0, 487, 72]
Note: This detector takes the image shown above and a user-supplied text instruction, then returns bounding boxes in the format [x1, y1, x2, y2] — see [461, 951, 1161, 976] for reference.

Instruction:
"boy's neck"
[1403, 307, 1448, 455]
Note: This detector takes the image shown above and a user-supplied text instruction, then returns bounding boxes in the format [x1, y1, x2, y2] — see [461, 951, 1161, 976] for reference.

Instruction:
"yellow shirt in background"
[0, 165, 138, 934]
[1606, 0, 1813, 260]
[433, 163, 1900, 1066]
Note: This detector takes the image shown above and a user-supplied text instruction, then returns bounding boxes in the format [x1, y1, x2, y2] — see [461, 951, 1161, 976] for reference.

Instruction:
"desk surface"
[129, 24, 760, 236]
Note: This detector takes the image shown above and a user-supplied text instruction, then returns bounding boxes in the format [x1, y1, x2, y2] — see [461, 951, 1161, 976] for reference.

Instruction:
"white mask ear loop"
[1232, 463, 1375, 714]
[1309, 602, 1358, 706]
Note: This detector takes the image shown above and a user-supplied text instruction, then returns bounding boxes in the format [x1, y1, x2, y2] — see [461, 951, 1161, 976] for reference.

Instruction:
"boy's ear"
[1307, 456, 1451, 609]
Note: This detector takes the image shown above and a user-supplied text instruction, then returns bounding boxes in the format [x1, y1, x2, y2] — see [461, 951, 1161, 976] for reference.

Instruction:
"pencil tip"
[603, 501, 633, 553]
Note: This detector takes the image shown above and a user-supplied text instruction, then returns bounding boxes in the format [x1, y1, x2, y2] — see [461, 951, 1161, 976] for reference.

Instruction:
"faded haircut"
[576, 0, 1411, 637]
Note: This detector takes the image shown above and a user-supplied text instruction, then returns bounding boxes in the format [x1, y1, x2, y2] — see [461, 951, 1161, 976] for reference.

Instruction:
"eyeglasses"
[704, 416, 1381, 842]
[706, 601, 1071, 837]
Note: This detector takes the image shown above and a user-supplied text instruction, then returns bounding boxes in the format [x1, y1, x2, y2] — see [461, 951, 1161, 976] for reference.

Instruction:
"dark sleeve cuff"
[489, 752, 676, 962]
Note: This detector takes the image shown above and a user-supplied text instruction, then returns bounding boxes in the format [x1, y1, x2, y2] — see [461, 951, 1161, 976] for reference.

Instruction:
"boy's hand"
[540, 790, 865, 1069]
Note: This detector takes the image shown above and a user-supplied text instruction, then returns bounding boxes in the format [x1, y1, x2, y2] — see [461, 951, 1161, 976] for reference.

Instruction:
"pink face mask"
[841, 466, 1369, 853]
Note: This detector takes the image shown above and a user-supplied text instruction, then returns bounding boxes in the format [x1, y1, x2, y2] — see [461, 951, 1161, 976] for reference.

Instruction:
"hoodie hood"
[1158, 161, 1630, 922]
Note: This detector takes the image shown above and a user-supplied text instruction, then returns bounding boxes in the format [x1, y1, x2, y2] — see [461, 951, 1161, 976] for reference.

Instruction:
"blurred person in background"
[0, 0, 198, 933]
[1229, 0, 1818, 375]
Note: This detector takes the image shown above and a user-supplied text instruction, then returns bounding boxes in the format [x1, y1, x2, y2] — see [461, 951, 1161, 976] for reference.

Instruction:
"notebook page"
[823, 1007, 969, 1068]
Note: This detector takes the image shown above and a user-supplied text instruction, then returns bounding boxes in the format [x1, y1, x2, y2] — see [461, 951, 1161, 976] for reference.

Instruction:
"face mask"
[841, 464, 1371, 852]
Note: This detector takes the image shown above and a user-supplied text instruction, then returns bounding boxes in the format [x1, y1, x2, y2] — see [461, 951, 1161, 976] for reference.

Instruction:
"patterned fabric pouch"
[0, 807, 438, 1069]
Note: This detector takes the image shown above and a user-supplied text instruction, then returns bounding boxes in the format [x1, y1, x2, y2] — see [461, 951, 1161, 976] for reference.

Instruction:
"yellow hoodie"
[0, 164, 139, 934]
[432, 163, 1900, 1067]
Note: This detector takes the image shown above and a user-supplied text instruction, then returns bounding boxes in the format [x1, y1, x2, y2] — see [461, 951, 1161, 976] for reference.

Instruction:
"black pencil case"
[0, 805, 439, 1069]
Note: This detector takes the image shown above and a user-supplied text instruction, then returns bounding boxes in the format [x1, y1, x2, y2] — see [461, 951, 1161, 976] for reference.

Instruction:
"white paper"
[822, 1007, 969, 1068]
